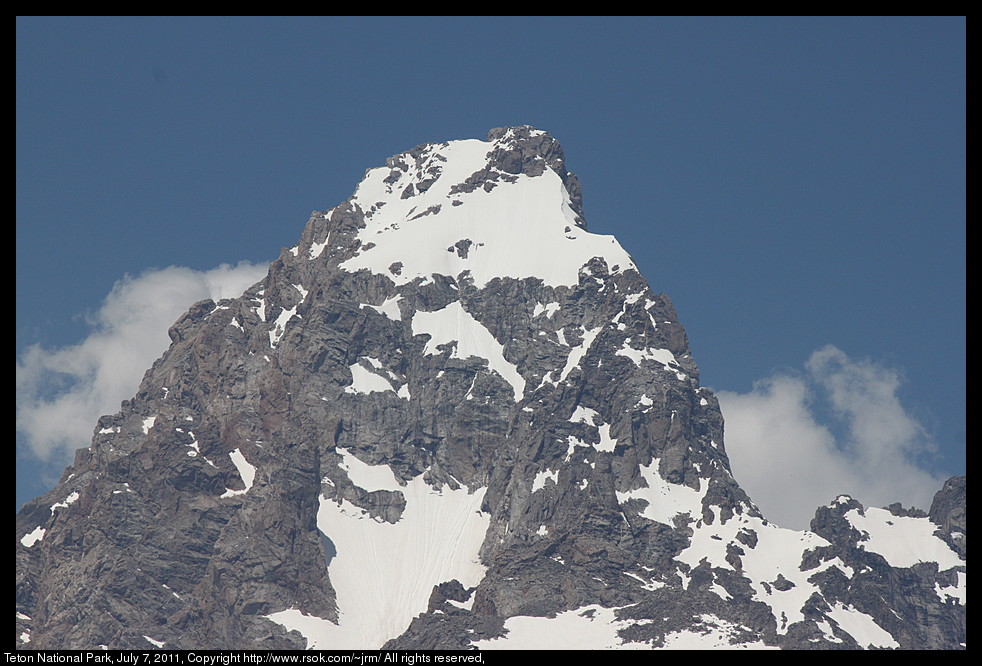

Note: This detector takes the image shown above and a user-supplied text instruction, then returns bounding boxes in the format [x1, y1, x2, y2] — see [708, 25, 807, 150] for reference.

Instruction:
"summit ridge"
[337, 125, 633, 288]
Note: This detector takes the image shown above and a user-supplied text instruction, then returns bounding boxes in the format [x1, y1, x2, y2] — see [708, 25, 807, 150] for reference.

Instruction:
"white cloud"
[716, 345, 946, 530]
[16, 262, 269, 464]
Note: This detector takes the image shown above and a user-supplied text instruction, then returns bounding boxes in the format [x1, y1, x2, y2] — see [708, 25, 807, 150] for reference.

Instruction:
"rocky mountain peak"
[16, 128, 965, 650]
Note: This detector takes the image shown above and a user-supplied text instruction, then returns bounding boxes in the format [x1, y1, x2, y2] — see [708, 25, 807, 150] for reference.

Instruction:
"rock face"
[15, 127, 966, 650]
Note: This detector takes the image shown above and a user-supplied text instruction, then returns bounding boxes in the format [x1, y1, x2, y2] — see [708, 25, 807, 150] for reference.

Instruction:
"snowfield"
[267, 449, 490, 648]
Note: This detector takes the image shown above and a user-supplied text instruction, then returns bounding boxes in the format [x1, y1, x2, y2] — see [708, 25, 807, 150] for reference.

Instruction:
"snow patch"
[336, 447, 402, 493]
[309, 223, 333, 259]
[50, 491, 79, 512]
[360, 295, 403, 321]
[532, 468, 559, 493]
[596, 423, 618, 452]
[20, 526, 45, 548]
[558, 326, 602, 382]
[569, 404, 620, 452]
[472, 605, 650, 650]
[565, 435, 591, 461]
[934, 571, 966, 605]
[844, 507, 963, 570]
[345, 363, 396, 395]
[615, 341, 686, 380]
[220, 448, 256, 498]
[267, 473, 489, 648]
[412, 301, 524, 400]
[616, 459, 705, 525]
[269, 305, 299, 347]
[533, 302, 560, 319]
[825, 602, 899, 648]
[472, 606, 773, 650]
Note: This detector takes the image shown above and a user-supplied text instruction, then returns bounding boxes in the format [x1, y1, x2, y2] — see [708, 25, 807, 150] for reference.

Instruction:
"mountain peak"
[334, 127, 628, 288]
[16, 128, 965, 650]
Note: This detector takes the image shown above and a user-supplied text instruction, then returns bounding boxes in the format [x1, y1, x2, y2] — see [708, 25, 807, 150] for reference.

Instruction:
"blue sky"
[16, 16, 965, 528]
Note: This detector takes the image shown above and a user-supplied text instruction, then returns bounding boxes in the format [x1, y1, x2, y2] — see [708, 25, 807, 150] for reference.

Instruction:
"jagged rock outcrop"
[16, 127, 965, 650]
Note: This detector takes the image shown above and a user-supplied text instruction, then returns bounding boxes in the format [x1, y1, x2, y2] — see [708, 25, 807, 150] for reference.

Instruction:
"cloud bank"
[716, 345, 947, 530]
[16, 262, 269, 464]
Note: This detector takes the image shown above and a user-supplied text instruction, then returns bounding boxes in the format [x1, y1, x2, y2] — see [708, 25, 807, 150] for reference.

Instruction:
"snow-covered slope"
[338, 128, 635, 288]
[268, 450, 489, 648]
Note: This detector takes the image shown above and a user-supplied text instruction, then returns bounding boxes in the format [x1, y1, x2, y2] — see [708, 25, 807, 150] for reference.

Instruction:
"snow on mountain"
[339, 129, 635, 289]
[411, 301, 526, 401]
[268, 449, 489, 649]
